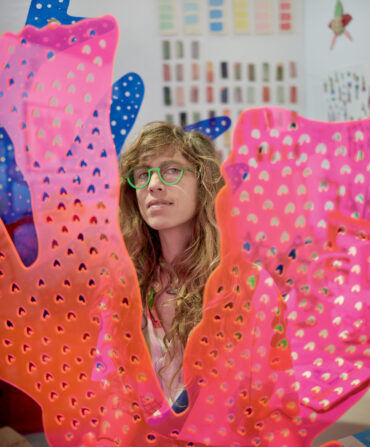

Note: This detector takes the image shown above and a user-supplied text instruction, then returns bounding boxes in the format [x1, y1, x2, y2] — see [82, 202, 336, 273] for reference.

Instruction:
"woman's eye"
[135, 170, 148, 181]
[164, 166, 181, 175]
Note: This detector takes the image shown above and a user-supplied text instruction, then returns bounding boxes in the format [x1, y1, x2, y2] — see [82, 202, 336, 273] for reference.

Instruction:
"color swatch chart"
[158, 0, 295, 35]
[161, 38, 299, 132]
[158, 0, 178, 34]
[278, 0, 294, 33]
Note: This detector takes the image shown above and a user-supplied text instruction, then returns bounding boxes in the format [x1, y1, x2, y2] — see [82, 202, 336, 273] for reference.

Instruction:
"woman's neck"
[158, 224, 193, 264]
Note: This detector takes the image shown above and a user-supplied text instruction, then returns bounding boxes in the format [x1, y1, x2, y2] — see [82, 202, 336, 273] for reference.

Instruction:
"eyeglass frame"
[126, 161, 198, 190]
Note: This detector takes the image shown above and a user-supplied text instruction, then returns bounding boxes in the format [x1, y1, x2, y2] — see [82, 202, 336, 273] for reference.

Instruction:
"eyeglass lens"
[131, 163, 183, 187]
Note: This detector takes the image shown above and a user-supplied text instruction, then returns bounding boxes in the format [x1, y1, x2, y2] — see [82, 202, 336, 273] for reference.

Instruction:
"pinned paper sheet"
[158, 0, 178, 35]
[208, 0, 228, 34]
[255, 0, 274, 34]
[183, 0, 203, 34]
[278, 0, 295, 33]
[232, 0, 252, 34]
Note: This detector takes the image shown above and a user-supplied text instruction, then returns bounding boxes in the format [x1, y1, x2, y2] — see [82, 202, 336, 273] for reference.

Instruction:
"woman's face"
[135, 148, 199, 233]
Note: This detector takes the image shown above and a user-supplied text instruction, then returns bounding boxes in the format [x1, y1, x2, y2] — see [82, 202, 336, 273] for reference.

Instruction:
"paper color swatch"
[158, 0, 178, 35]
[255, 0, 274, 34]
[278, 0, 294, 33]
[232, 0, 251, 34]
[208, 0, 228, 34]
[183, 0, 203, 34]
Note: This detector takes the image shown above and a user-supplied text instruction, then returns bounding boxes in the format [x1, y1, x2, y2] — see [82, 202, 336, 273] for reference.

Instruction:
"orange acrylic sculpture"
[0, 16, 369, 446]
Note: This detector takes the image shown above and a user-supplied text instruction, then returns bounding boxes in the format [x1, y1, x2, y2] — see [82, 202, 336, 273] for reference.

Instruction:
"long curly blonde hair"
[119, 121, 224, 350]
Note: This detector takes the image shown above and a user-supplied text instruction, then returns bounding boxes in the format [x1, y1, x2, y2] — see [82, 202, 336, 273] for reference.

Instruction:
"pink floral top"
[142, 288, 185, 406]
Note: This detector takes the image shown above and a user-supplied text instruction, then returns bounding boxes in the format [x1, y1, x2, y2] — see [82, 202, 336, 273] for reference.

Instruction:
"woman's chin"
[145, 217, 172, 232]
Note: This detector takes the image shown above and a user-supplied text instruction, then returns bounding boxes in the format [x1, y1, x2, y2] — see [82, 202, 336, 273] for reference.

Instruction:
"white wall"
[304, 0, 370, 120]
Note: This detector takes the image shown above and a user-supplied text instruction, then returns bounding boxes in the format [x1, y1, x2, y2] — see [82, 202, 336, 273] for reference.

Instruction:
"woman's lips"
[147, 200, 173, 209]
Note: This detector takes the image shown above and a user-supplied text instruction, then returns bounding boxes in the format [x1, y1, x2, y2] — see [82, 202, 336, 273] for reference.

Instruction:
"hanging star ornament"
[329, 0, 352, 50]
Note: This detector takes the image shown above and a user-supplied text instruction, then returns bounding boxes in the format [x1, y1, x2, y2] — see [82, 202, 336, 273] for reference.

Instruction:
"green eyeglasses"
[126, 161, 197, 189]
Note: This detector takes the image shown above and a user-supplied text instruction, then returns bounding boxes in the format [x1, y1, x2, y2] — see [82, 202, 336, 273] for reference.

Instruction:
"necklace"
[148, 285, 179, 310]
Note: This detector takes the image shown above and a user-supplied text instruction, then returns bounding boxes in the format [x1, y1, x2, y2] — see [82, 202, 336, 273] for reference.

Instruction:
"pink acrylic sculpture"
[0, 16, 369, 447]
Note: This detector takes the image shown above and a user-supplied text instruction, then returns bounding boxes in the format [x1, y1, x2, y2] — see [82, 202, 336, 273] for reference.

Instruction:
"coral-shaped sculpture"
[0, 16, 368, 447]
[225, 107, 369, 439]
[184, 116, 231, 140]
[0, 16, 158, 446]
[0, 1, 145, 268]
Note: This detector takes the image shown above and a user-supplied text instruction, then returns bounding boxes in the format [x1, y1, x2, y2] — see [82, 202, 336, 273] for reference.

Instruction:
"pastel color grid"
[176, 85, 185, 106]
[162, 40, 171, 60]
[192, 111, 201, 122]
[175, 63, 184, 81]
[190, 85, 199, 103]
[278, 0, 294, 33]
[183, 0, 203, 34]
[208, 0, 228, 34]
[191, 62, 199, 80]
[191, 40, 200, 58]
[234, 86, 243, 103]
[262, 85, 270, 102]
[163, 86, 172, 105]
[165, 113, 174, 123]
[206, 61, 214, 82]
[222, 108, 231, 145]
[290, 85, 297, 103]
[234, 62, 242, 80]
[247, 85, 256, 103]
[277, 85, 285, 104]
[163, 63, 171, 81]
[158, 0, 178, 35]
[220, 86, 229, 103]
[233, 0, 251, 34]
[175, 40, 184, 58]
[248, 63, 256, 81]
[255, 0, 274, 34]
[206, 85, 214, 103]
[289, 60, 297, 78]
[179, 111, 187, 126]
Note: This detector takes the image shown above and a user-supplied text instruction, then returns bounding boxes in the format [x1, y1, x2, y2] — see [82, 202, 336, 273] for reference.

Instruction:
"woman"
[119, 121, 224, 410]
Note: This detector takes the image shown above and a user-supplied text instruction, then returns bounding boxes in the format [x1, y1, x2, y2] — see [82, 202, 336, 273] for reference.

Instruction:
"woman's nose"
[148, 171, 163, 191]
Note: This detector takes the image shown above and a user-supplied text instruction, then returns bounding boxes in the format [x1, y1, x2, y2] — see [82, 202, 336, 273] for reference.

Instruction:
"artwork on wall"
[255, 0, 274, 34]
[158, 0, 297, 35]
[328, 0, 352, 50]
[156, 0, 302, 155]
[208, 0, 229, 34]
[278, 0, 295, 33]
[158, 0, 178, 34]
[232, 0, 252, 34]
[160, 38, 299, 137]
[183, 0, 203, 34]
[322, 63, 370, 122]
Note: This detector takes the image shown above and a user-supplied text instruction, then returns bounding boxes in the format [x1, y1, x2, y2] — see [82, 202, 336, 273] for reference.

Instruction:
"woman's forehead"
[138, 145, 189, 165]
